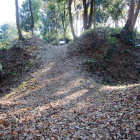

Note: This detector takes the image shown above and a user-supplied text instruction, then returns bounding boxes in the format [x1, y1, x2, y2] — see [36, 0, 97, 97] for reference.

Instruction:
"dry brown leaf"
[9, 132, 16, 136]
[124, 108, 129, 111]
[68, 129, 74, 133]
[3, 121, 10, 126]
[53, 136, 57, 140]
[136, 114, 140, 120]
[121, 123, 125, 129]
[95, 119, 99, 122]
[49, 104, 53, 108]
[126, 115, 131, 119]
[23, 119, 28, 122]
[0, 121, 4, 124]
[101, 116, 107, 119]
[26, 107, 31, 110]
[107, 121, 113, 125]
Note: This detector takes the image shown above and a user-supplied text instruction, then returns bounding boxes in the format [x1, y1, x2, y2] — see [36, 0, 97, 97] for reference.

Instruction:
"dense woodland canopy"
[0, 0, 140, 44]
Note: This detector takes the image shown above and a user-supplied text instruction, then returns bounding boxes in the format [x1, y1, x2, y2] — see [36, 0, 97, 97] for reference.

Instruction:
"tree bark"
[29, 0, 34, 37]
[127, 0, 135, 32]
[120, 0, 140, 44]
[83, 0, 88, 30]
[15, 0, 23, 40]
[93, 0, 96, 34]
[83, 0, 94, 30]
[68, 0, 77, 40]
[88, 0, 93, 29]
[122, 0, 140, 33]
[131, 0, 140, 31]
[62, 4, 66, 41]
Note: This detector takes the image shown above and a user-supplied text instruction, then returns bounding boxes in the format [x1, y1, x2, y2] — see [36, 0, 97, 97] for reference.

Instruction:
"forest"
[0, 0, 140, 139]
[0, 0, 139, 44]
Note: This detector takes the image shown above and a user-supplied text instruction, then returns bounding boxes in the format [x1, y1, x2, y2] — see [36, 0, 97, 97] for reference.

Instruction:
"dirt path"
[0, 44, 140, 139]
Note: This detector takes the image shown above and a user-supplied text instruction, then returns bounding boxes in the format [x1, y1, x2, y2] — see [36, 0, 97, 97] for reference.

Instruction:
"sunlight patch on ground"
[61, 89, 88, 104]
[1, 79, 43, 102]
[0, 62, 56, 102]
[39, 62, 55, 74]
[27, 89, 89, 117]
[67, 78, 87, 87]
[48, 72, 71, 83]
[100, 83, 140, 91]
[54, 78, 87, 96]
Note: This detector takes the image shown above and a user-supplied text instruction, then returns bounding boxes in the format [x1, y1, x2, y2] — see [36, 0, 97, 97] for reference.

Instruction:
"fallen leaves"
[1, 86, 140, 139]
[9, 131, 16, 136]
[0, 43, 140, 139]
[136, 114, 140, 120]
[68, 129, 74, 133]
[53, 137, 57, 140]
[0, 134, 3, 137]
[0, 121, 4, 124]
[101, 116, 108, 120]
[3, 121, 10, 127]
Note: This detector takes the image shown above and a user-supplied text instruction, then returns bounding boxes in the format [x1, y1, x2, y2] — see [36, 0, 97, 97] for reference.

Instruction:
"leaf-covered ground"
[0, 37, 140, 139]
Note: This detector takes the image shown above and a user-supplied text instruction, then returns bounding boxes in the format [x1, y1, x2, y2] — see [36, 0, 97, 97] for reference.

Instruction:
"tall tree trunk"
[93, 0, 96, 34]
[68, 0, 77, 40]
[15, 0, 23, 40]
[120, 0, 140, 44]
[62, 15, 65, 39]
[29, 0, 34, 37]
[131, 0, 140, 31]
[83, 0, 88, 30]
[88, 0, 93, 29]
[62, 4, 66, 41]
[127, 0, 135, 32]
[83, 0, 94, 30]
[115, 19, 118, 28]
[122, 0, 140, 33]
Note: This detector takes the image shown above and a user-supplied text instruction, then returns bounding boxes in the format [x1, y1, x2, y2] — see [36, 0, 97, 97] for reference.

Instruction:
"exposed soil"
[0, 35, 140, 139]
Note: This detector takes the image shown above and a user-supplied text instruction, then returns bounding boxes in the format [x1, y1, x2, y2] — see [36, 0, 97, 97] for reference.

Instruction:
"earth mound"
[68, 27, 140, 85]
[0, 37, 46, 95]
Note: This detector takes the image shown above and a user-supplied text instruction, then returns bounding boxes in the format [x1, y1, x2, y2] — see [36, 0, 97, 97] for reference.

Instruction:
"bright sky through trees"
[0, 0, 24, 25]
